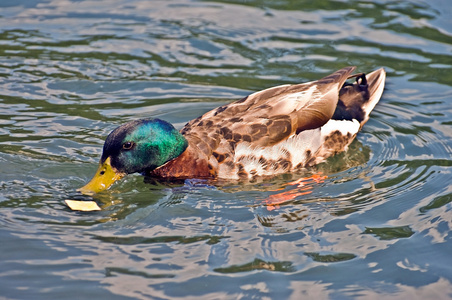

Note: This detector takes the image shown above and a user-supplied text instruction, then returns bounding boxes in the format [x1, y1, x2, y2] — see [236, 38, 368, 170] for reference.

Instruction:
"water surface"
[1, 0, 452, 299]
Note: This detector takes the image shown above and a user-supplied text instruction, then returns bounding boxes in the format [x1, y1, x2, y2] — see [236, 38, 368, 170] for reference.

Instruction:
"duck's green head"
[79, 118, 188, 194]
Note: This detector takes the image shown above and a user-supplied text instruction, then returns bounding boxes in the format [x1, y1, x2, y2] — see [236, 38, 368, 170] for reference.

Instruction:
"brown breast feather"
[149, 143, 215, 179]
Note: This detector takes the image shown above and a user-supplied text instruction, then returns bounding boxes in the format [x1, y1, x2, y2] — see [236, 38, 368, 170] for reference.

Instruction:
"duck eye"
[122, 141, 134, 150]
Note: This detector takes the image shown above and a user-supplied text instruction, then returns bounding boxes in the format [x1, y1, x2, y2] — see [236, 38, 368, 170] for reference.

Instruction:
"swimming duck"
[79, 66, 386, 194]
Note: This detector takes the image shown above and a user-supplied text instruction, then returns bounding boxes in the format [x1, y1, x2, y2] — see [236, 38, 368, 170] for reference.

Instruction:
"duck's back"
[152, 67, 386, 180]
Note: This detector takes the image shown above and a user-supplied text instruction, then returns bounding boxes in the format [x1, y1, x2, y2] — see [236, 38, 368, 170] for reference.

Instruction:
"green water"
[1, 0, 452, 299]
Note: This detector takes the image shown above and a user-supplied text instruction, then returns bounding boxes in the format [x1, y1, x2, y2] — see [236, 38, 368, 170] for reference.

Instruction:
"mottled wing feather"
[293, 66, 356, 132]
[182, 66, 356, 152]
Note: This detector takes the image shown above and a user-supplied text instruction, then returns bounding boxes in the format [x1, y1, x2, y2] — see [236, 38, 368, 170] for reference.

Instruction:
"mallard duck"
[79, 66, 386, 194]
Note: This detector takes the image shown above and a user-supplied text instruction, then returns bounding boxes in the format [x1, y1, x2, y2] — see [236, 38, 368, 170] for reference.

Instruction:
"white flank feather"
[234, 128, 323, 177]
[320, 119, 360, 137]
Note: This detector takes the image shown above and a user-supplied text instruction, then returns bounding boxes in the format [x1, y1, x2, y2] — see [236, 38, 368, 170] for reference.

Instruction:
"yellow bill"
[78, 157, 125, 195]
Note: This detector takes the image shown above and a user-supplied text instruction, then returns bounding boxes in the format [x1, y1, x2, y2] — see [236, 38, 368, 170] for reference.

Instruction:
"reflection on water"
[0, 0, 452, 299]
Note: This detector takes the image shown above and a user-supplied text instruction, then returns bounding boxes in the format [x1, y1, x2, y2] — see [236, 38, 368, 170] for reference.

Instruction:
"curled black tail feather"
[332, 68, 385, 126]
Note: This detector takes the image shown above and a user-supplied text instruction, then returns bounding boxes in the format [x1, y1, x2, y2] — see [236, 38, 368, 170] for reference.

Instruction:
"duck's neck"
[148, 144, 215, 179]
